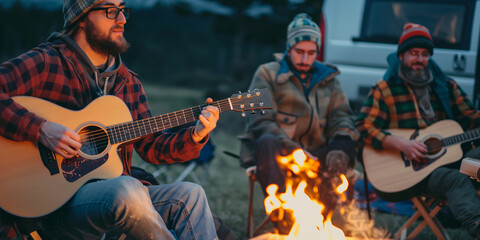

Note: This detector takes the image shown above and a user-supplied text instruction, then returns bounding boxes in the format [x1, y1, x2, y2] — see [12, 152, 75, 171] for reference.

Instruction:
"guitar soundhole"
[424, 137, 443, 155]
[78, 125, 109, 157]
[411, 136, 445, 170]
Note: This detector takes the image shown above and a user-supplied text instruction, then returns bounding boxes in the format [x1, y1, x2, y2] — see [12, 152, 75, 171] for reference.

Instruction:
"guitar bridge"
[401, 152, 411, 167]
[38, 143, 59, 175]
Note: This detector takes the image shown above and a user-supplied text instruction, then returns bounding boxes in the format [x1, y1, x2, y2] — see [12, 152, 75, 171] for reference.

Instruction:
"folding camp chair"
[245, 165, 272, 238]
[394, 196, 450, 240]
[222, 150, 270, 238]
[138, 159, 210, 184]
[358, 147, 450, 240]
[137, 138, 215, 184]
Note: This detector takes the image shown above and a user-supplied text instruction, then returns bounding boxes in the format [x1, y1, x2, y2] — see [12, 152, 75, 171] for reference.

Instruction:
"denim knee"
[173, 182, 207, 204]
[104, 176, 152, 218]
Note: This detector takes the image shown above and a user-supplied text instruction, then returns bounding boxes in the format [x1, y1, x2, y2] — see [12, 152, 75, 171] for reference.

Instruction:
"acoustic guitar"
[363, 119, 478, 193]
[0, 88, 273, 218]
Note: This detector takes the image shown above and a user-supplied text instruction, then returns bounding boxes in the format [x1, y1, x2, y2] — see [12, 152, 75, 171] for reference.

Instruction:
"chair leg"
[29, 231, 43, 240]
[247, 172, 256, 238]
[395, 209, 422, 239]
[408, 197, 449, 240]
[346, 169, 359, 203]
[13, 225, 29, 240]
[13, 221, 43, 240]
[245, 166, 273, 238]
[253, 216, 271, 236]
[394, 197, 450, 240]
[151, 165, 169, 178]
[174, 161, 197, 182]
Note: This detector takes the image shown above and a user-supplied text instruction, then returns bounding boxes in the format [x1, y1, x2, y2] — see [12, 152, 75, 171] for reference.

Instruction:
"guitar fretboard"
[442, 128, 480, 146]
[106, 99, 231, 144]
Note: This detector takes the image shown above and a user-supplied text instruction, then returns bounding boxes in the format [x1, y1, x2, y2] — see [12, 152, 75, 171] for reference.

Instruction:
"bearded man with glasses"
[0, 0, 220, 239]
[355, 23, 480, 239]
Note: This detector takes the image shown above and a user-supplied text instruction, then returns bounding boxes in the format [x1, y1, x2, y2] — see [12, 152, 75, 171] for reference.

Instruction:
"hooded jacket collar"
[48, 32, 96, 76]
[275, 51, 337, 87]
[47, 32, 123, 96]
[384, 52, 453, 119]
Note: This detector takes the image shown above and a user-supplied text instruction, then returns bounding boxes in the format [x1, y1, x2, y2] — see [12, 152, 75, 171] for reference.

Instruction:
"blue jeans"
[39, 176, 218, 240]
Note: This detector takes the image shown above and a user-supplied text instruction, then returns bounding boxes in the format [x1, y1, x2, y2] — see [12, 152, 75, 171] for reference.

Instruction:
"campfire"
[254, 149, 388, 240]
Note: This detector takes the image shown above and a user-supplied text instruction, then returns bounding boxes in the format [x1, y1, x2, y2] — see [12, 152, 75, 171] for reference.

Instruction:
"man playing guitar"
[355, 23, 480, 239]
[0, 0, 220, 239]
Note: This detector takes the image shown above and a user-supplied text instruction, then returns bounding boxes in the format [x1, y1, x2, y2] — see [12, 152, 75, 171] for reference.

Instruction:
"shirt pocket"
[276, 111, 298, 139]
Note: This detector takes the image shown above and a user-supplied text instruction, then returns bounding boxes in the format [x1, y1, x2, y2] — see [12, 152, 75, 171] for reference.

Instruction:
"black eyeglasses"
[407, 49, 431, 59]
[90, 7, 131, 20]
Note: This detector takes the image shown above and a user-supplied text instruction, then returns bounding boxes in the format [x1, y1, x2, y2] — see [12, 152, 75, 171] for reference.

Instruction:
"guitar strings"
[78, 100, 247, 144]
[83, 96, 254, 142]
[79, 100, 222, 139]
[78, 97, 262, 145]
[79, 99, 228, 140]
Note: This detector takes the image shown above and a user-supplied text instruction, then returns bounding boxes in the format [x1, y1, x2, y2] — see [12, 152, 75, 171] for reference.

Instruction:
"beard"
[85, 18, 130, 56]
[400, 61, 430, 84]
[295, 63, 313, 73]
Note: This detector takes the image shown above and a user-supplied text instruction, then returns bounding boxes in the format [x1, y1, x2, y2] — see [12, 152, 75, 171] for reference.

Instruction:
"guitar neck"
[442, 127, 480, 147]
[107, 99, 231, 144]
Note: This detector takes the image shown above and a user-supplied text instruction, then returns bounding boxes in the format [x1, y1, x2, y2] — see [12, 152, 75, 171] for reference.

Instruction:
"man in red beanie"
[356, 22, 480, 238]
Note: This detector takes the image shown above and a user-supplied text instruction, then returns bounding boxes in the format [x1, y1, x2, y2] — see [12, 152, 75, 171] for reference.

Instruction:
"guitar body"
[0, 96, 129, 218]
[363, 120, 464, 193]
[0, 88, 274, 218]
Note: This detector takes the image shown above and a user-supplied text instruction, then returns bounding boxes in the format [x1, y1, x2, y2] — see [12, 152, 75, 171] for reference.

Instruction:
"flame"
[261, 149, 391, 239]
[336, 174, 349, 194]
[264, 149, 348, 239]
[292, 149, 306, 166]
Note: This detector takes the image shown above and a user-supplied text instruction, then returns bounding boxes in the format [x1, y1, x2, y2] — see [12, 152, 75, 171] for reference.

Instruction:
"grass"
[132, 85, 473, 240]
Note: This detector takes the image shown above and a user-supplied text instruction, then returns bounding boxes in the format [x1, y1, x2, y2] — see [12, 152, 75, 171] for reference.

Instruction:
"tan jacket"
[240, 54, 358, 167]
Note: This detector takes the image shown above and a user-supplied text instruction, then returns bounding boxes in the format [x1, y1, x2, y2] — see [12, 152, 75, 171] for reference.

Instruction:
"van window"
[357, 0, 475, 50]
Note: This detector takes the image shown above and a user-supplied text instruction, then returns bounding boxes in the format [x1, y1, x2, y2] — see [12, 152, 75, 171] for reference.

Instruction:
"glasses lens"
[100, 7, 130, 19]
[106, 8, 118, 19]
[409, 49, 430, 58]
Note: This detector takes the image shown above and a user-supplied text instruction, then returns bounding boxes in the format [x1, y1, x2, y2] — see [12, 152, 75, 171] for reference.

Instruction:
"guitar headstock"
[229, 88, 274, 116]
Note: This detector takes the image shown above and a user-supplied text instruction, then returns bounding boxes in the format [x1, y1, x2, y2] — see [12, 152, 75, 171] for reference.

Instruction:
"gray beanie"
[63, 0, 102, 29]
[286, 13, 321, 51]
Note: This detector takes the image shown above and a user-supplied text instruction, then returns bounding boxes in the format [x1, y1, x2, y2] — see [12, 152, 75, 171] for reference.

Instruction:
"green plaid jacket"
[355, 54, 480, 150]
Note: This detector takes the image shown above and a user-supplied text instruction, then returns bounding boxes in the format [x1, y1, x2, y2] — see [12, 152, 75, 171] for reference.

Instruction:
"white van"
[323, 0, 480, 111]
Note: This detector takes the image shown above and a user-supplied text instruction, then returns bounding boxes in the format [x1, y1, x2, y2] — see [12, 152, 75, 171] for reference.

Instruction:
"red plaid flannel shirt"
[0, 40, 206, 177]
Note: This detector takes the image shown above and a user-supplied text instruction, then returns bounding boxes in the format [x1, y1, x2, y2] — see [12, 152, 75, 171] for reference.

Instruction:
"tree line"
[0, 0, 323, 98]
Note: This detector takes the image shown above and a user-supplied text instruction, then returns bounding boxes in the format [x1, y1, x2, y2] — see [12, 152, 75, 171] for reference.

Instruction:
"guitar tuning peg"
[251, 110, 256, 115]
[241, 112, 246, 117]
[261, 110, 266, 115]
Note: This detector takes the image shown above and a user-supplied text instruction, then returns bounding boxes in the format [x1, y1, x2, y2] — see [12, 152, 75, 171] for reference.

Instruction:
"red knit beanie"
[397, 23, 434, 56]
